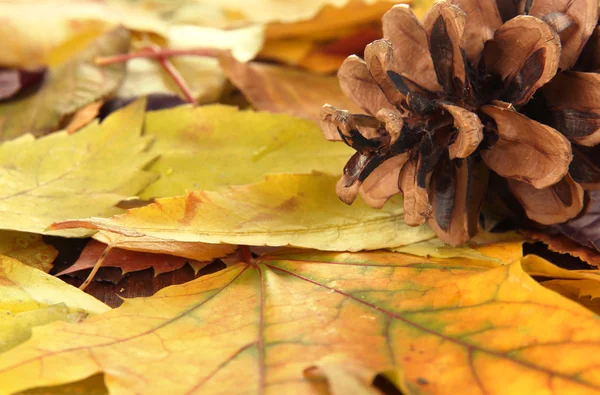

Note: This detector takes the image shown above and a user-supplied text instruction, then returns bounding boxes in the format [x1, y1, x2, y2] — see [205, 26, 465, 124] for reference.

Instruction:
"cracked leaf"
[1, 250, 600, 394]
[138, 105, 354, 199]
[0, 99, 157, 236]
[52, 173, 435, 251]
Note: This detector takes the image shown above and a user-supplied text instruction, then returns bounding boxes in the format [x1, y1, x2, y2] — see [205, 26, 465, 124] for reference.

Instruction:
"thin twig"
[79, 245, 113, 291]
[95, 48, 220, 66]
[154, 50, 198, 106]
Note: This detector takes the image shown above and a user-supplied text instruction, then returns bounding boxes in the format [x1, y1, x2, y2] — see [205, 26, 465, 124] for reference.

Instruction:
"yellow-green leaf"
[0, 231, 57, 272]
[0, 304, 85, 354]
[392, 232, 525, 265]
[0, 28, 130, 142]
[139, 106, 354, 199]
[1, 250, 599, 394]
[0, 254, 109, 315]
[53, 174, 435, 251]
[0, 99, 157, 236]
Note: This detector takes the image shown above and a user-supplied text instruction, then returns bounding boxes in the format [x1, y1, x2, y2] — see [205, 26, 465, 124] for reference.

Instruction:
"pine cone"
[320, 0, 598, 246]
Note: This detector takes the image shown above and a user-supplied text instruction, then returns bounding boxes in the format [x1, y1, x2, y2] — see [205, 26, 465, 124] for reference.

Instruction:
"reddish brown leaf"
[219, 52, 362, 123]
[56, 240, 209, 277]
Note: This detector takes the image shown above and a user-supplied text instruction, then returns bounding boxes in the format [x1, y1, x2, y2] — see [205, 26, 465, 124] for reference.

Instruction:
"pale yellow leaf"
[0, 99, 157, 236]
[93, 231, 237, 261]
[138, 105, 353, 199]
[0, 231, 57, 272]
[0, 255, 108, 315]
[53, 174, 435, 251]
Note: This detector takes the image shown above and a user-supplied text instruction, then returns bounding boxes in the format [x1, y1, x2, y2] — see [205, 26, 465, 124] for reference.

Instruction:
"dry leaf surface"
[139, 106, 354, 198]
[1, 251, 600, 394]
[53, 174, 435, 251]
[0, 99, 156, 236]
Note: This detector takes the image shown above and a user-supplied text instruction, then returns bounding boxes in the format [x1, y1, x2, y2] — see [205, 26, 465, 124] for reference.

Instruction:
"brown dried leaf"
[522, 230, 600, 267]
[359, 153, 409, 209]
[64, 100, 103, 134]
[483, 15, 560, 105]
[529, 0, 598, 69]
[337, 55, 397, 117]
[448, 0, 502, 63]
[56, 240, 210, 277]
[542, 71, 600, 146]
[441, 103, 483, 159]
[382, 5, 441, 92]
[219, 53, 362, 123]
[422, 1, 467, 94]
[508, 175, 584, 225]
[481, 103, 572, 189]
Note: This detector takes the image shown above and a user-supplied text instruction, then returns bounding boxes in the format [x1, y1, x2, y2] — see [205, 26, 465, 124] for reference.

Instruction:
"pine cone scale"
[321, 0, 599, 246]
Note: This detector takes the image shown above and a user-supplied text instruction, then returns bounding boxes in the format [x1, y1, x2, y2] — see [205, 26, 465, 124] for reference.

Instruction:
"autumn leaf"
[524, 229, 600, 267]
[0, 254, 108, 356]
[0, 99, 157, 236]
[55, 239, 214, 277]
[220, 53, 362, 122]
[0, 28, 130, 142]
[393, 232, 525, 265]
[0, 231, 57, 272]
[116, 25, 264, 104]
[138, 105, 353, 199]
[2, 250, 600, 394]
[52, 173, 436, 251]
[0, 1, 166, 68]
[92, 231, 236, 262]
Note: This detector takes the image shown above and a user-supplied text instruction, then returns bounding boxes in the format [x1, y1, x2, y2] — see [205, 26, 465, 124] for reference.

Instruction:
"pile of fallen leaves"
[2, 0, 600, 394]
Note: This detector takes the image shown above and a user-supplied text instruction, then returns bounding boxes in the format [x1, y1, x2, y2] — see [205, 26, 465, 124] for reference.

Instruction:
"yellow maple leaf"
[392, 231, 525, 265]
[52, 173, 435, 251]
[0, 254, 109, 354]
[1, 250, 600, 394]
[139, 106, 354, 199]
[0, 99, 157, 236]
[0, 231, 57, 272]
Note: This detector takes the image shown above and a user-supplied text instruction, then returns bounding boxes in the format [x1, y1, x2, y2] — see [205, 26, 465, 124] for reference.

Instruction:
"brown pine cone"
[320, 0, 598, 246]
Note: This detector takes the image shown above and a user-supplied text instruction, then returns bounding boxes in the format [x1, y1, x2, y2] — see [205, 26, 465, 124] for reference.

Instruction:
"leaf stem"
[94, 48, 220, 66]
[241, 246, 252, 264]
[80, 245, 113, 291]
[95, 45, 220, 106]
